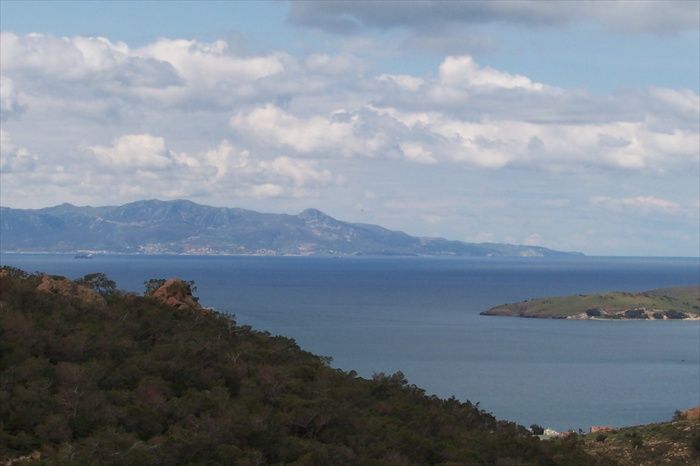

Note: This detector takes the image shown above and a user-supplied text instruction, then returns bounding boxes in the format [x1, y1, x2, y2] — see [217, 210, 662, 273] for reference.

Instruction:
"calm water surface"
[2, 253, 698, 431]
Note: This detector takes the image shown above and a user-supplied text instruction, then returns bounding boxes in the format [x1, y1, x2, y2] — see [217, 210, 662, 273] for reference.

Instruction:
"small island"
[481, 286, 700, 320]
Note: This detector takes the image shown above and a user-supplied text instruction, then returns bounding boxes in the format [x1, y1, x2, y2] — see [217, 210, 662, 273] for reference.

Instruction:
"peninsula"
[481, 286, 700, 320]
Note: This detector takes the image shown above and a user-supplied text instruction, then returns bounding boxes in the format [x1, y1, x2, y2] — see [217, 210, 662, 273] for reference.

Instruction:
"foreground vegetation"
[582, 411, 700, 466]
[481, 286, 700, 319]
[0, 267, 619, 465]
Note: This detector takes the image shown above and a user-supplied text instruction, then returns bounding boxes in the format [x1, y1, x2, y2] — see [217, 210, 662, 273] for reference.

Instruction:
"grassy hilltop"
[0, 266, 611, 466]
[481, 286, 700, 320]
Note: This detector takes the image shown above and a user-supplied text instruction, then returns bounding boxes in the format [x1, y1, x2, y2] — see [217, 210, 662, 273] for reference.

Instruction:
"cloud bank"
[1, 28, 697, 255]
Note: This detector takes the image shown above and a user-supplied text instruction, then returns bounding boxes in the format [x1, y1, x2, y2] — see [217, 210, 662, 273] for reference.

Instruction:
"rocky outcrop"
[150, 278, 202, 311]
[676, 406, 700, 421]
[36, 275, 105, 308]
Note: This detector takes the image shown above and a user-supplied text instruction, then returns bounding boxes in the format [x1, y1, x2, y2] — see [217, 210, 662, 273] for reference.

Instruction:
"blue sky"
[1, 1, 698, 255]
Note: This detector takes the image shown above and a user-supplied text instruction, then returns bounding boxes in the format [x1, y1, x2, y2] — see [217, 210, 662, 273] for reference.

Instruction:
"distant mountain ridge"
[0, 199, 582, 257]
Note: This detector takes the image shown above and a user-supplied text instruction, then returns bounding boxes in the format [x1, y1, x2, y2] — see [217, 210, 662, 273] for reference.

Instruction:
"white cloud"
[260, 155, 335, 187]
[0, 132, 340, 205]
[137, 38, 283, 83]
[0, 33, 293, 110]
[0, 76, 23, 119]
[650, 88, 700, 118]
[438, 55, 544, 91]
[88, 134, 174, 170]
[373, 105, 699, 170]
[230, 103, 357, 155]
[377, 73, 424, 91]
[4, 32, 697, 175]
[248, 183, 285, 198]
[201, 140, 338, 197]
[0, 32, 178, 87]
[399, 142, 437, 164]
[0, 129, 37, 172]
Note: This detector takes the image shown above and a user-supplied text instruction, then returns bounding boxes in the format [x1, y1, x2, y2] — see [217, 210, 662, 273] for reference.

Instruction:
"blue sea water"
[1, 253, 698, 432]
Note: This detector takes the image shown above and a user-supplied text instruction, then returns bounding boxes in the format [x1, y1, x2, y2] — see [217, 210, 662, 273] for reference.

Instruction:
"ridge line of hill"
[0, 199, 583, 257]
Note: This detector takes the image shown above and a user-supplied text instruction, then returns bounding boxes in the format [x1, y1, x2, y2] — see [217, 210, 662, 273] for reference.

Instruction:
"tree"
[185, 280, 197, 295]
[144, 278, 166, 296]
[76, 273, 117, 296]
[530, 424, 544, 435]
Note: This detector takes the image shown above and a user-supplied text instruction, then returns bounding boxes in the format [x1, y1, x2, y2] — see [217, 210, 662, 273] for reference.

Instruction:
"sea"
[1, 253, 698, 432]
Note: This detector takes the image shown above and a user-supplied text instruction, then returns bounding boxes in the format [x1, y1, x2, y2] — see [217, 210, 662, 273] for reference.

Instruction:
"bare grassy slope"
[481, 286, 700, 319]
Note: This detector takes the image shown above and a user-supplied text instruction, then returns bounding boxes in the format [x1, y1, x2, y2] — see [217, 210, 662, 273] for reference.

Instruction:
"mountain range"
[0, 199, 581, 257]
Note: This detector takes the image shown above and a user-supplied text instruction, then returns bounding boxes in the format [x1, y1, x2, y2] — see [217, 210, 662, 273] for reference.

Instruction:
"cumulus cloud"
[370, 105, 699, 170]
[0, 32, 291, 110]
[376, 74, 424, 91]
[0, 32, 180, 88]
[230, 104, 396, 158]
[438, 55, 544, 91]
[289, 1, 699, 34]
[89, 134, 174, 170]
[133, 38, 286, 106]
[3, 33, 697, 176]
[649, 87, 700, 127]
[202, 140, 337, 198]
[0, 129, 37, 172]
[230, 104, 354, 154]
[225, 50, 698, 171]
[44, 134, 337, 201]
[0, 76, 23, 120]
[398, 142, 437, 164]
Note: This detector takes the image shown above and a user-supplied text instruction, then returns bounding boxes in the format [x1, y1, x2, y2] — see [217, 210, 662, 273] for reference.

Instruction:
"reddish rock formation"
[676, 406, 700, 421]
[150, 278, 202, 311]
[36, 275, 106, 308]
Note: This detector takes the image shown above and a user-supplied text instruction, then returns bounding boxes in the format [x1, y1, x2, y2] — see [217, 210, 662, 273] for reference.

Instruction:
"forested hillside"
[1, 267, 607, 465]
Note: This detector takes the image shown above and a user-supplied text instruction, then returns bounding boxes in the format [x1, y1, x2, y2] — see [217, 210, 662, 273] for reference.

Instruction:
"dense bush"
[623, 309, 646, 319]
[75, 273, 117, 296]
[664, 309, 688, 319]
[692, 434, 700, 453]
[0, 267, 610, 465]
[530, 424, 545, 435]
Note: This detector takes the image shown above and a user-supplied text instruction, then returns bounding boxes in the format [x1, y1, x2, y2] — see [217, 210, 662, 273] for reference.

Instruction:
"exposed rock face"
[150, 278, 202, 311]
[36, 275, 106, 308]
[677, 406, 700, 421]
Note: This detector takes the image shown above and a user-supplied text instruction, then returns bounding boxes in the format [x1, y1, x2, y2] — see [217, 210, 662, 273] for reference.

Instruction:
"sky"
[0, 0, 698, 256]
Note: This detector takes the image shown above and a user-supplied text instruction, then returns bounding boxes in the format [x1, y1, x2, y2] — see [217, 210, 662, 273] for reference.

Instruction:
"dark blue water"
[2, 253, 698, 431]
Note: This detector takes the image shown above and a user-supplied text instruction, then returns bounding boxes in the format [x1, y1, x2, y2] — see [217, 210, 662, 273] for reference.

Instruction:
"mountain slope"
[0, 267, 608, 465]
[0, 199, 581, 257]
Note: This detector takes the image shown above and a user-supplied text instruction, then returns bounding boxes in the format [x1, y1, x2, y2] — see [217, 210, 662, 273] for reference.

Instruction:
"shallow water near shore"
[2, 253, 698, 432]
